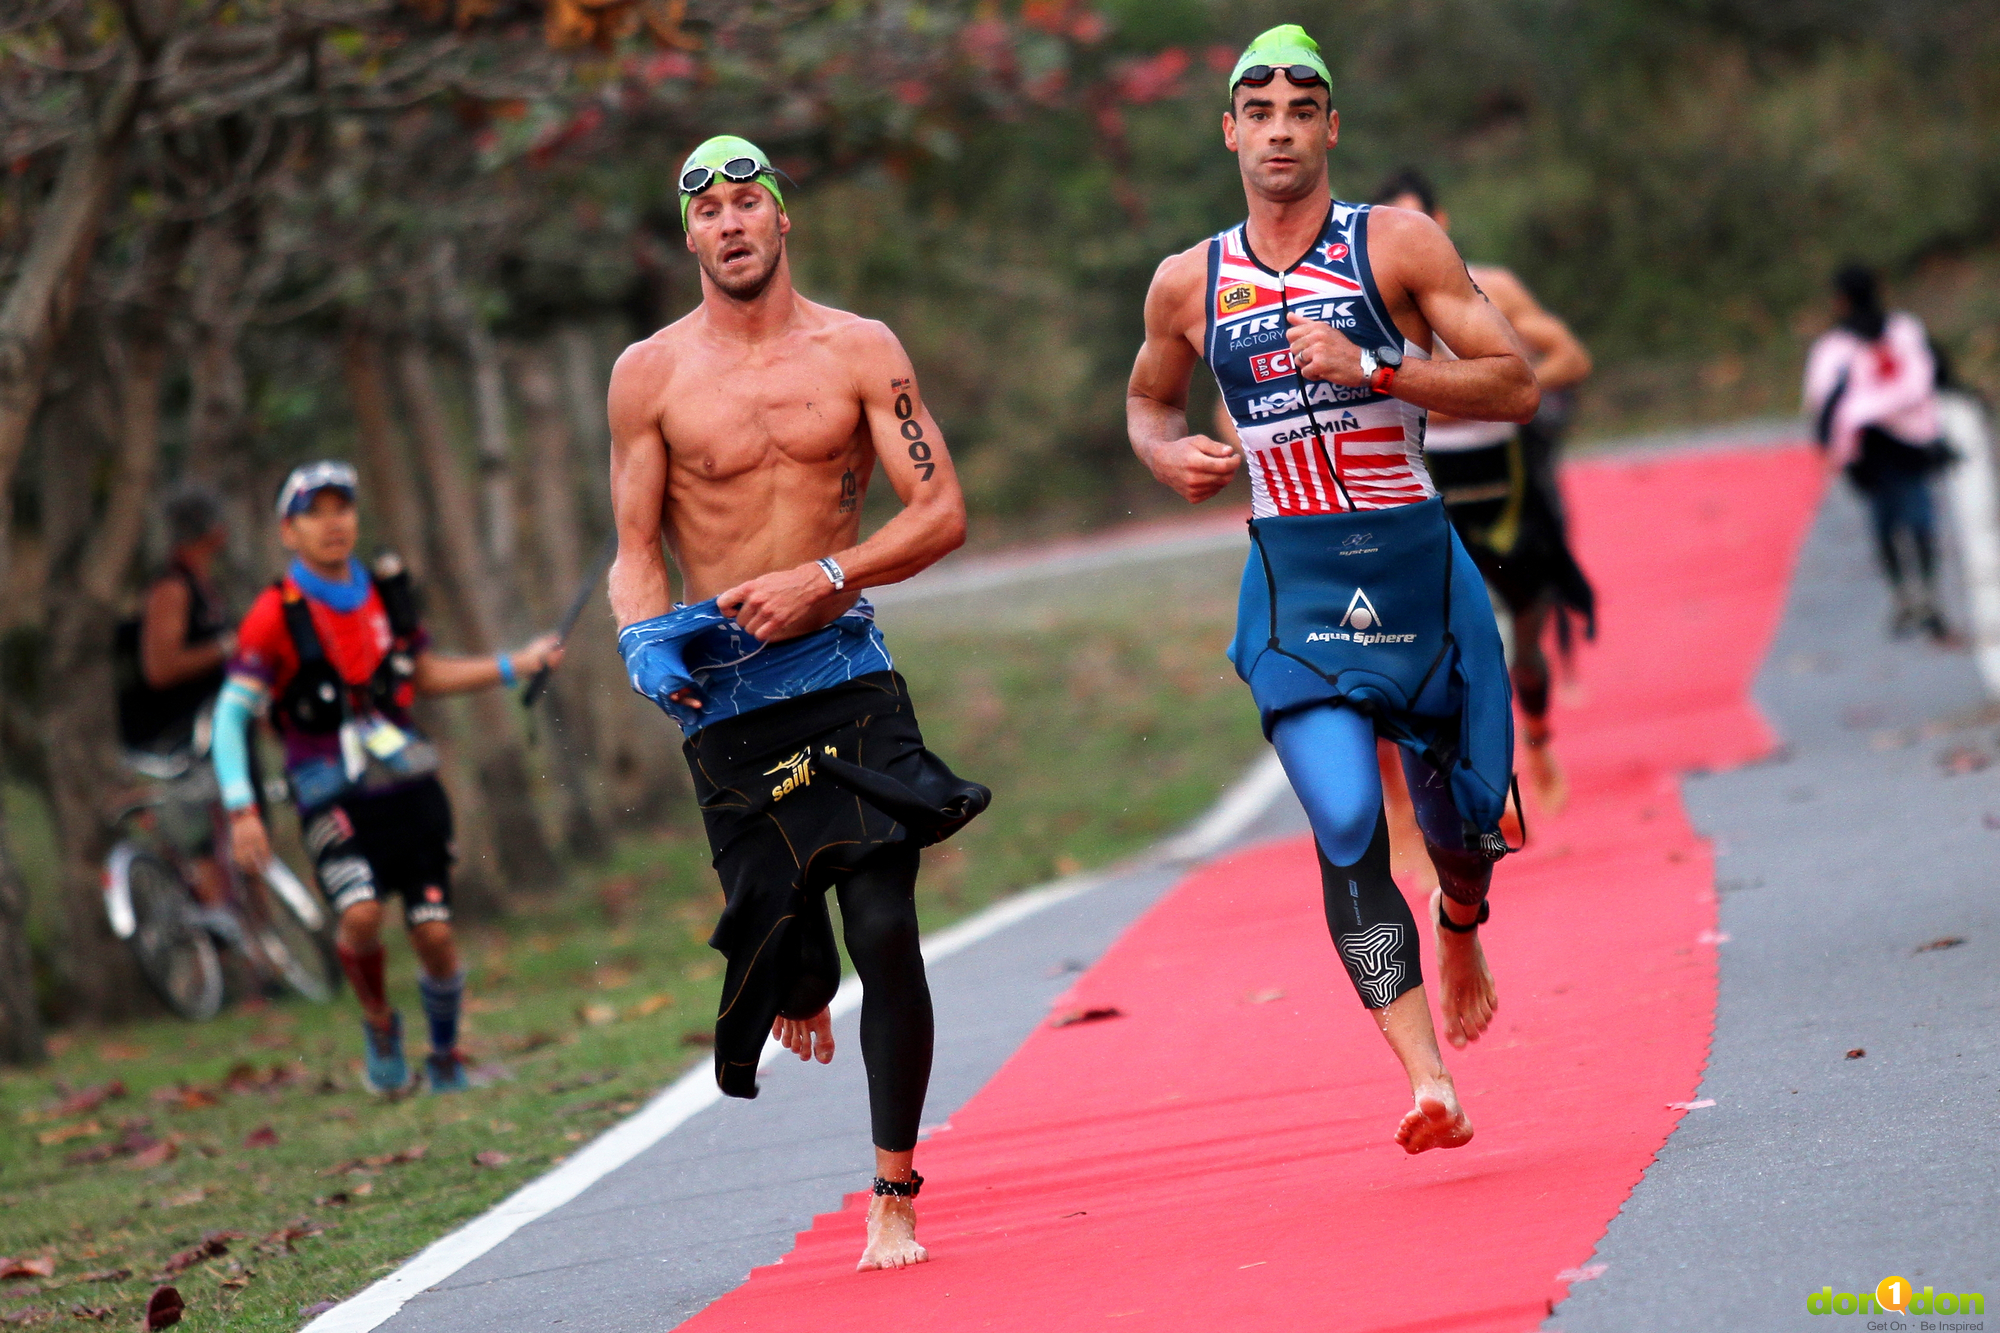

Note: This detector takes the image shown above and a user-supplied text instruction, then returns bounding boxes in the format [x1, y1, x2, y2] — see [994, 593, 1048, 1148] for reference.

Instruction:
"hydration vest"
[272, 560, 420, 735]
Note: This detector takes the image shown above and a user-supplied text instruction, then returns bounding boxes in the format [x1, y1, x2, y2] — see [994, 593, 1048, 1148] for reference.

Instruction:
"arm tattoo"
[892, 385, 935, 481]
[1466, 267, 1491, 302]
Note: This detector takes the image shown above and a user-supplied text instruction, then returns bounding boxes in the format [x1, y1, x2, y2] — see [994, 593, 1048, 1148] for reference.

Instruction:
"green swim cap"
[1227, 25, 1332, 99]
[677, 135, 786, 229]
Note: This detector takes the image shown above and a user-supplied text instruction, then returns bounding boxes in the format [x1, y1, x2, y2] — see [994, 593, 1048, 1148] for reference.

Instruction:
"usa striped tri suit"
[1200, 201, 1502, 1012]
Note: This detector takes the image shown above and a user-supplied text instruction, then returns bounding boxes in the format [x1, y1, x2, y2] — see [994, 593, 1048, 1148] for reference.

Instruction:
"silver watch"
[1358, 346, 1379, 380]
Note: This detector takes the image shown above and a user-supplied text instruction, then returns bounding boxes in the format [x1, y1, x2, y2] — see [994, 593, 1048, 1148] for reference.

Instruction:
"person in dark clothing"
[120, 486, 235, 760]
[1803, 265, 1953, 639]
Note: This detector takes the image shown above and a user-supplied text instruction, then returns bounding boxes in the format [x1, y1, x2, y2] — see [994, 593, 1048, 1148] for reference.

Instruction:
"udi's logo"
[1218, 281, 1257, 315]
[1806, 1275, 1985, 1322]
[1249, 349, 1296, 382]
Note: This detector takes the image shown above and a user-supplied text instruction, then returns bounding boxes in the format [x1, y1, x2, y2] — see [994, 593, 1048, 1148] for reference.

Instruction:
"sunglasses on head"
[679, 157, 765, 196]
[1234, 64, 1325, 89]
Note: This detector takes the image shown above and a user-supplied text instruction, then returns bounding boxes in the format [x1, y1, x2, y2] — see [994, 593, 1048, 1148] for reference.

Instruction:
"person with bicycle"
[211, 461, 563, 1094]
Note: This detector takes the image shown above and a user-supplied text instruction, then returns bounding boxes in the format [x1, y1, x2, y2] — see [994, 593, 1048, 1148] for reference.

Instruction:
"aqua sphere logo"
[1807, 1274, 1986, 1326]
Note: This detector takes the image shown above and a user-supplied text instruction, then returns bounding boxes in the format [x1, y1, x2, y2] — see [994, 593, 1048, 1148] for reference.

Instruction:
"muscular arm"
[139, 579, 230, 689]
[1474, 266, 1591, 391]
[1126, 249, 1241, 503]
[717, 324, 968, 640]
[1285, 208, 1539, 424]
[606, 339, 677, 630]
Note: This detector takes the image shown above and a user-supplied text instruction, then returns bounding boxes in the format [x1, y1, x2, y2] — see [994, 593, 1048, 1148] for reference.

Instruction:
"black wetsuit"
[683, 670, 987, 1152]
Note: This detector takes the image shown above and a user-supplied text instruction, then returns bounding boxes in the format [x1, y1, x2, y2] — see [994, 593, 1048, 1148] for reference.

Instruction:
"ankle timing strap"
[1436, 899, 1490, 934]
[871, 1171, 923, 1198]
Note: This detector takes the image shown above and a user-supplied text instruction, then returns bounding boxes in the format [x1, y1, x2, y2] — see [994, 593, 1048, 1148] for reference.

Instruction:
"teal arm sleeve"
[212, 676, 264, 811]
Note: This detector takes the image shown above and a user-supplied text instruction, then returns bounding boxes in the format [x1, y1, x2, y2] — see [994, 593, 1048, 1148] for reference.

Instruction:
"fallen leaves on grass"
[0, 1306, 49, 1324]
[575, 1002, 618, 1027]
[499, 1031, 559, 1054]
[128, 1140, 179, 1170]
[35, 1122, 101, 1148]
[18, 1082, 127, 1126]
[71, 1271, 129, 1285]
[65, 1123, 166, 1167]
[243, 1125, 279, 1149]
[313, 1181, 373, 1207]
[319, 1144, 426, 1176]
[143, 1285, 183, 1329]
[556, 1098, 639, 1118]
[156, 1189, 211, 1209]
[472, 1151, 512, 1168]
[678, 1031, 713, 1048]
[67, 1304, 114, 1320]
[97, 1041, 148, 1061]
[149, 1085, 218, 1112]
[255, 1221, 326, 1257]
[626, 994, 674, 1020]
[157, 1232, 243, 1276]
[0, 1256, 55, 1280]
[298, 1300, 339, 1318]
[223, 1062, 308, 1095]
[545, 1071, 620, 1094]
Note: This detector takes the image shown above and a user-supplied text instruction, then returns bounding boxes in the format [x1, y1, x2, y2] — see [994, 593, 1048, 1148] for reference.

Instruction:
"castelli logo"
[1324, 242, 1349, 262]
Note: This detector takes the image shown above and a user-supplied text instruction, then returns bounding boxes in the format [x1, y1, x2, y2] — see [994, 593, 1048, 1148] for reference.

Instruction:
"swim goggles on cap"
[1234, 63, 1326, 88]
[679, 156, 767, 197]
[276, 460, 358, 519]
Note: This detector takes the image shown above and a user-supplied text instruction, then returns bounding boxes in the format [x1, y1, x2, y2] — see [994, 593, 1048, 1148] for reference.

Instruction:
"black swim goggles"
[1233, 64, 1326, 89]
[679, 157, 766, 197]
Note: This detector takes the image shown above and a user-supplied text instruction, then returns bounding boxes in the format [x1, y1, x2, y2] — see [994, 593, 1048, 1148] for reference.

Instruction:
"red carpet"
[679, 445, 1826, 1332]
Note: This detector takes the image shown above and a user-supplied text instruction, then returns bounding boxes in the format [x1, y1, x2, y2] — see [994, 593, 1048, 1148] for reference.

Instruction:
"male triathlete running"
[1373, 170, 1594, 814]
[212, 462, 563, 1094]
[1128, 27, 1538, 1153]
[609, 136, 987, 1270]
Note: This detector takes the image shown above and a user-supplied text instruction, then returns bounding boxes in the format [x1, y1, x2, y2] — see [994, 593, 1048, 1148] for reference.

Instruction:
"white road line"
[1940, 391, 2000, 697]
[299, 746, 1288, 1333]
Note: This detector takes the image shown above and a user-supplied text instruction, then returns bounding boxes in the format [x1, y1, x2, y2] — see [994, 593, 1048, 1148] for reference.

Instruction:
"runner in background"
[1804, 265, 1955, 641]
[213, 462, 563, 1095]
[1374, 170, 1594, 816]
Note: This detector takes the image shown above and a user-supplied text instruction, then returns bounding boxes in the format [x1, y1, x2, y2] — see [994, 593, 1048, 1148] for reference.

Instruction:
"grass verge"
[0, 544, 1263, 1331]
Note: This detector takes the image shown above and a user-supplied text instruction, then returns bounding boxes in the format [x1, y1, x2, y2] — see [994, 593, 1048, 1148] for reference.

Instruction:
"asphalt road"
[1551, 484, 2000, 1330]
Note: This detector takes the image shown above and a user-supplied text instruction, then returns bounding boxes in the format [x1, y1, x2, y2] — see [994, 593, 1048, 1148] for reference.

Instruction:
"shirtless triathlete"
[1373, 169, 1594, 814]
[608, 136, 989, 1270]
[1128, 27, 1538, 1152]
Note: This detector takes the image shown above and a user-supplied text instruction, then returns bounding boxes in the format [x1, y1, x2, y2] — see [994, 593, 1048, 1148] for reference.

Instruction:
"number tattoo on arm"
[893, 385, 935, 481]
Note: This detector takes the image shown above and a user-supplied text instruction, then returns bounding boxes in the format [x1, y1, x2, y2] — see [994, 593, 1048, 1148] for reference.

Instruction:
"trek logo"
[1249, 349, 1296, 382]
[1224, 301, 1356, 344]
[1807, 1275, 1985, 1322]
[1218, 281, 1258, 315]
[1340, 588, 1381, 631]
[764, 745, 837, 802]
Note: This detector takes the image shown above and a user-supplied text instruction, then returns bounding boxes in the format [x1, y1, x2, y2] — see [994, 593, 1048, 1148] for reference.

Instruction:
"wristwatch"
[1359, 344, 1402, 394]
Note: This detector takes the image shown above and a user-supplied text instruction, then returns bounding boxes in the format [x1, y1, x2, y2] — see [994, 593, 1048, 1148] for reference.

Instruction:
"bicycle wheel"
[252, 859, 340, 1003]
[119, 850, 224, 1020]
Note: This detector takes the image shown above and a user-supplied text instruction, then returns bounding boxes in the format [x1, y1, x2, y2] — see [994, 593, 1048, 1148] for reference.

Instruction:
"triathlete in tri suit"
[1128, 26, 1539, 1153]
[1374, 170, 1595, 814]
[212, 462, 564, 1094]
[609, 137, 987, 1270]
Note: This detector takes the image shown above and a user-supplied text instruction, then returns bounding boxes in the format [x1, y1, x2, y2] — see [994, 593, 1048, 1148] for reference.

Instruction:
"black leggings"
[775, 844, 934, 1153]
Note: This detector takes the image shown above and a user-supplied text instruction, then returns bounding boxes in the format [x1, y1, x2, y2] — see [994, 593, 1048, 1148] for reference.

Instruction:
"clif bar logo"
[1807, 1276, 1985, 1323]
[1249, 349, 1296, 382]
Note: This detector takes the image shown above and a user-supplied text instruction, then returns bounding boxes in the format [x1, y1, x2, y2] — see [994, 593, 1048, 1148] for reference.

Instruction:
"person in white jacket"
[1803, 265, 1952, 639]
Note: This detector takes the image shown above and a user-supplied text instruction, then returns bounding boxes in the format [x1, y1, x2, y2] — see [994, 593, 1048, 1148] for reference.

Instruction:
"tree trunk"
[516, 345, 606, 859]
[41, 295, 171, 1021]
[393, 337, 560, 894]
[0, 65, 142, 523]
[341, 322, 428, 577]
[0, 788, 47, 1066]
[431, 245, 515, 581]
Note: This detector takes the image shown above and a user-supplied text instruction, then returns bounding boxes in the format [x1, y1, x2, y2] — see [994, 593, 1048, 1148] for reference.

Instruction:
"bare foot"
[1395, 1083, 1474, 1154]
[1526, 740, 1568, 817]
[1431, 891, 1498, 1050]
[772, 1007, 835, 1064]
[856, 1194, 929, 1272]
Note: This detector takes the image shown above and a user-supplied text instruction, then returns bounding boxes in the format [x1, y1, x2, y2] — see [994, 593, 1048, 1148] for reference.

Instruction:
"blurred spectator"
[1803, 266, 1953, 640]
[116, 485, 236, 761]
